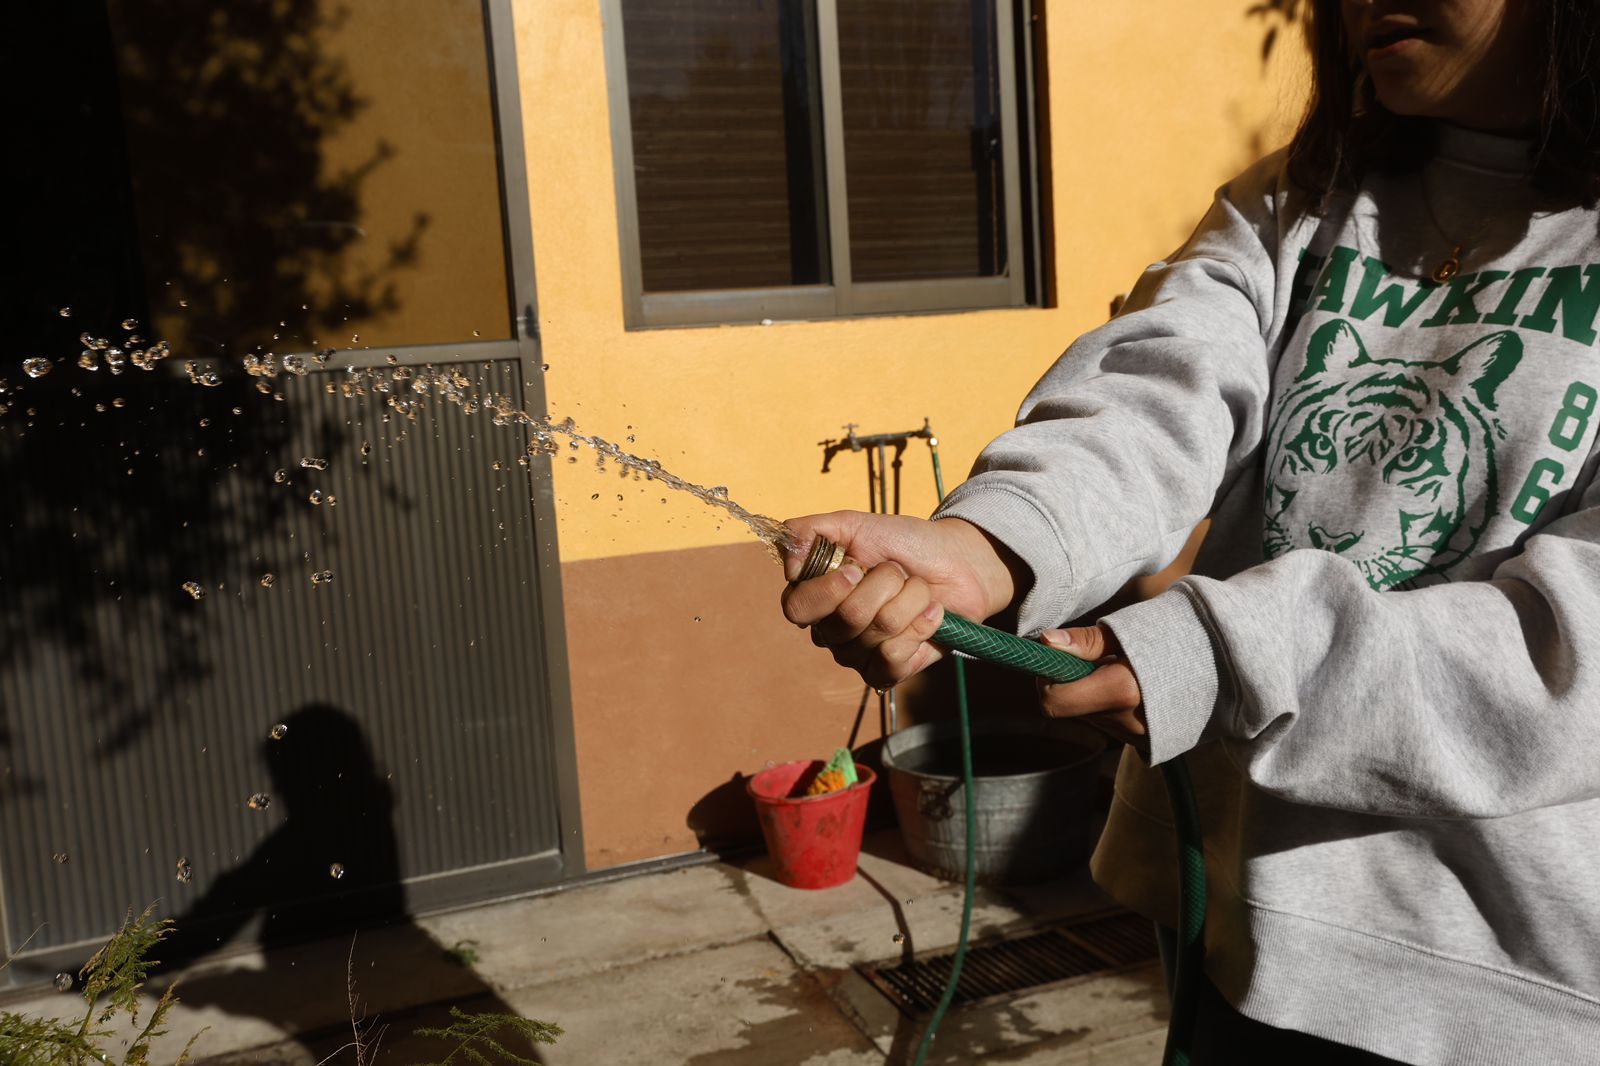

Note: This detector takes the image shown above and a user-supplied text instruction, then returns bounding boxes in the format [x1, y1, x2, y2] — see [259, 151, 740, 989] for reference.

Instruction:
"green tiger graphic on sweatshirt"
[1262, 317, 1522, 590]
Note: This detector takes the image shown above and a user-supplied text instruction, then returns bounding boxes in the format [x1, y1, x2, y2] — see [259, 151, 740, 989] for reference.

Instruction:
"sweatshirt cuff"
[1100, 585, 1224, 766]
[933, 485, 1076, 634]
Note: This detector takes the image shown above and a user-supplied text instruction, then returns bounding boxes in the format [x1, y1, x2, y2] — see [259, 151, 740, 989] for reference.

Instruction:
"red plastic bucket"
[747, 760, 876, 890]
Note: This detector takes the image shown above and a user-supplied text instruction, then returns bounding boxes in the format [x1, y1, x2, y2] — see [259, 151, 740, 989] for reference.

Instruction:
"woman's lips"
[1366, 26, 1430, 61]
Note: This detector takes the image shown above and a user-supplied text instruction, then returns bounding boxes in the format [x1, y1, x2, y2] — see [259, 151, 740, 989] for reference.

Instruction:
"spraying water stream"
[6, 325, 802, 562]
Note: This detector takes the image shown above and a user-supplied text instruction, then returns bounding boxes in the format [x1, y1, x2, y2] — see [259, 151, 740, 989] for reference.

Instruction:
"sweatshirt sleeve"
[935, 162, 1283, 632]
[1101, 477, 1600, 819]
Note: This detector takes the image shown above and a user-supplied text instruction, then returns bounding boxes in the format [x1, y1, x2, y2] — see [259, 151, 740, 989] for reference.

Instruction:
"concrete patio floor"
[4, 831, 1169, 1064]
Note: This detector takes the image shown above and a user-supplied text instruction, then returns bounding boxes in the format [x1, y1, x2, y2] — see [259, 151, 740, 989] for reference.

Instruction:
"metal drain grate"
[857, 909, 1159, 1017]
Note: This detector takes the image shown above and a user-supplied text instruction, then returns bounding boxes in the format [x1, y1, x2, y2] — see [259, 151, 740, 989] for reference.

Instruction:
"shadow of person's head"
[263, 701, 391, 821]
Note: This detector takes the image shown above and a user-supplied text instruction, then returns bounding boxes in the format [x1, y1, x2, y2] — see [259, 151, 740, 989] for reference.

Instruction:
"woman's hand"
[1037, 626, 1149, 753]
[780, 512, 1025, 689]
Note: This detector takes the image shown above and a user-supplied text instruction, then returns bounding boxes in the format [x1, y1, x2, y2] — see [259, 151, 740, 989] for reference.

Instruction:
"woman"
[780, 2, 1600, 1061]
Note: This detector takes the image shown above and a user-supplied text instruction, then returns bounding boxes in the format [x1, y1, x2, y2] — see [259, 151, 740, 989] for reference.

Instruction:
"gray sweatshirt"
[936, 124, 1600, 1064]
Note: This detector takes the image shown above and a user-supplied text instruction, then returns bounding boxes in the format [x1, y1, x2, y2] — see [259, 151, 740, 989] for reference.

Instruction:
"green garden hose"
[798, 437, 1205, 1065]
[929, 609, 1207, 1066]
[795, 540, 1206, 1066]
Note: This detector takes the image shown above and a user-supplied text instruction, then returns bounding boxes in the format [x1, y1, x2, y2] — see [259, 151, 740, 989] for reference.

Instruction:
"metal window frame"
[258, 0, 587, 893]
[332, 0, 588, 897]
[475, 0, 584, 889]
[469, 0, 585, 889]
[604, 0, 1033, 329]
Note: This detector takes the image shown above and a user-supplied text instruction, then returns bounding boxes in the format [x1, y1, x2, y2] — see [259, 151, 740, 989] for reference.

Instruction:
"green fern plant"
[412, 1007, 563, 1066]
[0, 907, 560, 1066]
[0, 904, 203, 1066]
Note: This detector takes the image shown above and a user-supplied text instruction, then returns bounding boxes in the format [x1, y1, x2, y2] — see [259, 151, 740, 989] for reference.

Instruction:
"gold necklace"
[1419, 169, 1469, 283]
[1433, 244, 1464, 283]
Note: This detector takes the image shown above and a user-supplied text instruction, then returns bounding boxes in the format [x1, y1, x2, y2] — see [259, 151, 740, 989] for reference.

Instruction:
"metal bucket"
[881, 719, 1106, 885]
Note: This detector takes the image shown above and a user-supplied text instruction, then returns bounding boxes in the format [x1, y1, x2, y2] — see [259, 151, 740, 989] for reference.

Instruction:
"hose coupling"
[796, 536, 849, 582]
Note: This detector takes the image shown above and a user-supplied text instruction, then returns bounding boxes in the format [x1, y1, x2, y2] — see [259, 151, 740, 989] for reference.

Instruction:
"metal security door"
[1, 0, 580, 988]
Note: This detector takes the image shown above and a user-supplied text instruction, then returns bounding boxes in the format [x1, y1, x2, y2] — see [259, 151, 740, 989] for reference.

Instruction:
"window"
[605, 0, 1041, 327]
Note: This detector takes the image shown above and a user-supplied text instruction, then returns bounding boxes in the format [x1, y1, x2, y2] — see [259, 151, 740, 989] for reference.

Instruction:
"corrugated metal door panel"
[0, 360, 564, 970]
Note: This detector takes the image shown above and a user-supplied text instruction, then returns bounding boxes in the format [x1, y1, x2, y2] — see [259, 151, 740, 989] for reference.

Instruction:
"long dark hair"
[1286, 0, 1600, 207]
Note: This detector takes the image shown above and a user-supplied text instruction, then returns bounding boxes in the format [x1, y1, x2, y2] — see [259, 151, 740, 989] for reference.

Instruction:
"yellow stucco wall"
[513, 0, 1307, 868]
[514, 0, 1306, 564]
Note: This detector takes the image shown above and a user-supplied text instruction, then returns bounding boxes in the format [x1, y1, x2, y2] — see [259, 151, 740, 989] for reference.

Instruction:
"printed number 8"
[1548, 382, 1597, 451]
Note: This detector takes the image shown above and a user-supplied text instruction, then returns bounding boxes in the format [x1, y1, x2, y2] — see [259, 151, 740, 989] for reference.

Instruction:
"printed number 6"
[1548, 382, 1597, 451]
[1511, 458, 1564, 524]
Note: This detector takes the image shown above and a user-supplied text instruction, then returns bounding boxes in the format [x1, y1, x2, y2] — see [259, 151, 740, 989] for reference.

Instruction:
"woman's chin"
[1369, 80, 1434, 115]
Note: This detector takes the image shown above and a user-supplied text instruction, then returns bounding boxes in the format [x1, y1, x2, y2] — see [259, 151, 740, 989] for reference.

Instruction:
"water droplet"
[627, 434, 637, 443]
[590, 493, 599, 500]
[360, 441, 372, 457]
[300, 456, 329, 471]
[232, 406, 242, 415]
[269, 723, 288, 740]
[260, 573, 276, 588]
[567, 456, 577, 464]
[54, 972, 73, 993]
[121, 318, 138, 330]
[308, 490, 324, 505]
[111, 397, 125, 408]
[310, 569, 334, 586]
[693, 616, 702, 623]
[273, 468, 288, 483]
[182, 581, 205, 600]
[473, 329, 481, 337]
[353, 333, 361, 343]
[178, 299, 189, 308]
[58, 307, 72, 317]
[175, 858, 193, 884]
[492, 460, 503, 471]
[892, 932, 905, 944]
[329, 862, 346, 880]
[95, 403, 108, 413]
[198, 417, 210, 427]
[246, 792, 271, 810]
[760, 317, 774, 326]
[52, 852, 68, 864]
[22, 358, 51, 378]
[386, 354, 398, 365]
[540, 363, 550, 372]
[710, 486, 729, 499]
[77, 352, 98, 371]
